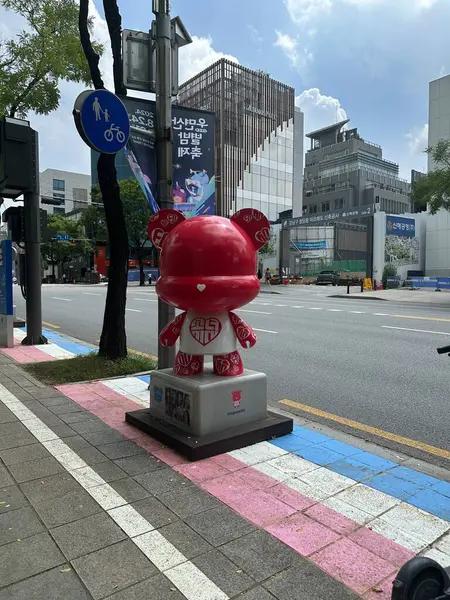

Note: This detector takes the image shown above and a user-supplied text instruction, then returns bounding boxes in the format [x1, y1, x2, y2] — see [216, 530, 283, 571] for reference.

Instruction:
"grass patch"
[23, 352, 157, 385]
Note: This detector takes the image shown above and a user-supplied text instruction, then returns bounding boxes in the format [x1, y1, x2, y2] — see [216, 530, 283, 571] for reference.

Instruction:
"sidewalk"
[1, 332, 450, 599]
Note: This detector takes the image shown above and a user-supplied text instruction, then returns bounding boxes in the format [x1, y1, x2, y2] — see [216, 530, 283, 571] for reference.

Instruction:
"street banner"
[122, 97, 215, 217]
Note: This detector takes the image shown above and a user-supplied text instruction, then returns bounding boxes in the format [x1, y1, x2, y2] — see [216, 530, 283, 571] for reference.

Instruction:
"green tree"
[410, 140, 450, 213]
[41, 214, 90, 280]
[79, 203, 108, 242]
[92, 180, 153, 286]
[0, 0, 103, 118]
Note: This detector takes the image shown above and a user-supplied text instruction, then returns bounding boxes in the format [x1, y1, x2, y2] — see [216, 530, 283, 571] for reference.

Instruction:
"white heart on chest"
[197, 284, 206, 292]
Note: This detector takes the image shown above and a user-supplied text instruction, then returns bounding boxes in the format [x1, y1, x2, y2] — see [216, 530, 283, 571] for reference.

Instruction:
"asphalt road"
[13, 283, 450, 460]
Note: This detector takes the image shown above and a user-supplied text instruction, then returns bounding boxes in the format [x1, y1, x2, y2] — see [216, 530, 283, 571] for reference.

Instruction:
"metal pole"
[22, 129, 46, 345]
[154, 0, 175, 369]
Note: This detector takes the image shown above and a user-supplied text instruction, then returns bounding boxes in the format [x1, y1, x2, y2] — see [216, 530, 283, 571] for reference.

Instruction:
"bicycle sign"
[73, 89, 130, 154]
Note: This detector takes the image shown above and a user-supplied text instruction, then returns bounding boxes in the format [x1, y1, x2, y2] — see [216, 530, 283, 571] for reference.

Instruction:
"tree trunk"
[97, 153, 129, 359]
[138, 254, 145, 286]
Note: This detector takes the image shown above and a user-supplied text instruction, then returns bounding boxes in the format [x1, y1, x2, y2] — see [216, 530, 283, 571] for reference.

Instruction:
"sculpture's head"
[148, 208, 270, 313]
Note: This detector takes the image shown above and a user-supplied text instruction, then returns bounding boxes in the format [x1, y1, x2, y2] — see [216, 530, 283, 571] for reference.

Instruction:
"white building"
[40, 168, 91, 216]
[428, 74, 450, 171]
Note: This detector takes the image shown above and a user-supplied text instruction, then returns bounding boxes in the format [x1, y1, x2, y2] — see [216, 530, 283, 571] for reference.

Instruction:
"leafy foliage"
[41, 214, 90, 270]
[382, 264, 397, 290]
[91, 179, 152, 253]
[258, 231, 277, 258]
[0, 0, 103, 117]
[79, 203, 108, 242]
[410, 140, 450, 214]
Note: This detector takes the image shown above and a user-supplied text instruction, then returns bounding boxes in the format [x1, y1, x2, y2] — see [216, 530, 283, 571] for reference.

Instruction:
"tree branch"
[8, 71, 42, 117]
[102, 0, 126, 96]
[79, 0, 104, 90]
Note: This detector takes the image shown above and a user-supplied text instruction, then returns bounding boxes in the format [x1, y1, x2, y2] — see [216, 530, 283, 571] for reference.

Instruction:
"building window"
[53, 193, 65, 202]
[334, 198, 344, 209]
[53, 207, 65, 215]
[321, 202, 330, 212]
[53, 178, 65, 191]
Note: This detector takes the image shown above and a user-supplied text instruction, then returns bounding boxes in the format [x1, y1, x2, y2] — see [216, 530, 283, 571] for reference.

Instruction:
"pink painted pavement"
[57, 379, 416, 597]
[2, 346, 54, 363]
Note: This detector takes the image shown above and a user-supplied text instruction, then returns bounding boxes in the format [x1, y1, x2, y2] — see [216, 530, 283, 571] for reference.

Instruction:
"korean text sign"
[122, 98, 215, 218]
[386, 216, 415, 238]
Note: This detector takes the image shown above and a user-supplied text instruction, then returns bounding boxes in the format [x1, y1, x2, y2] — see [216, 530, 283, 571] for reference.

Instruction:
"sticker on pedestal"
[165, 386, 191, 426]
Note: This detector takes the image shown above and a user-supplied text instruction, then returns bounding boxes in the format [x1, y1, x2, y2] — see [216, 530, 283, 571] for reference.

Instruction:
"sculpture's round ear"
[147, 209, 186, 249]
[231, 209, 271, 250]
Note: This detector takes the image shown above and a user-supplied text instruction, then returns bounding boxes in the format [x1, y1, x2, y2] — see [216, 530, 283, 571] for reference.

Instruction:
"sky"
[1, 0, 449, 181]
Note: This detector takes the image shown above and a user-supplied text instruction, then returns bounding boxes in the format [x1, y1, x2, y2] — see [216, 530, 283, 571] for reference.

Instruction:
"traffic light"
[2, 206, 24, 242]
[0, 117, 36, 198]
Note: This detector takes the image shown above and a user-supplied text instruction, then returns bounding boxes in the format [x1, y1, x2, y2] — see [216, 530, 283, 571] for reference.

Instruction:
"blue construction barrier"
[127, 268, 159, 282]
[409, 277, 450, 290]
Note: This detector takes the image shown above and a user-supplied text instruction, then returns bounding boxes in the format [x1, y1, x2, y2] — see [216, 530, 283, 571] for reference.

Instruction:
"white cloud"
[285, 0, 440, 24]
[285, 0, 332, 25]
[274, 30, 313, 70]
[178, 36, 238, 84]
[247, 24, 263, 45]
[406, 123, 429, 156]
[295, 88, 348, 135]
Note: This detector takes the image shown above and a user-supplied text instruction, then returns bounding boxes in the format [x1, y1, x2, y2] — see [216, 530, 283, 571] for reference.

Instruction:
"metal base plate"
[125, 409, 293, 461]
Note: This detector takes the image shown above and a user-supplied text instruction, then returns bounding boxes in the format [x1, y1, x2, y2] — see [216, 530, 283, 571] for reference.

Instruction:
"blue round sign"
[74, 89, 130, 154]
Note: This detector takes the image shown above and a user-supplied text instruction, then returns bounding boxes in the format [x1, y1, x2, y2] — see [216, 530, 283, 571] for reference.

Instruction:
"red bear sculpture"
[148, 208, 271, 377]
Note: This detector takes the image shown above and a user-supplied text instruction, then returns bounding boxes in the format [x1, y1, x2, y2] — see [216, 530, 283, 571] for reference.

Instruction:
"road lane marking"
[308, 307, 322, 310]
[292, 306, 304, 309]
[327, 309, 343, 312]
[51, 297, 71, 302]
[349, 311, 365, 314]
[134, 298, 158, 303]
[394, 314, 450, 323]
[279, 399, 450, 460]
[253, 328, 278, 334]
[42, 321, 60, 329]
[381, 325, 450, 336]
[373, 313, 389, 316]
[238, 309, 272, 315]
[83, 292, 101, 296]
[126, 308, 141, 313]
[0, 384, 229, 600]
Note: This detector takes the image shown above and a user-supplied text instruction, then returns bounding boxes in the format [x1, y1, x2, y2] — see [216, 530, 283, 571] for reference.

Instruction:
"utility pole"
[153, 0, 175, 369]
[22, 128, 46, 345]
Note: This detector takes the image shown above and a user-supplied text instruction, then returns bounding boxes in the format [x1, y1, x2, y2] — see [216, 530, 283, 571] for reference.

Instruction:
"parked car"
[315, 270, 340, 286]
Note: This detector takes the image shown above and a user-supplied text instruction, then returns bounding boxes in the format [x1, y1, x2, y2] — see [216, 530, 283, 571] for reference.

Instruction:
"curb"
[330, 295, 388, 301]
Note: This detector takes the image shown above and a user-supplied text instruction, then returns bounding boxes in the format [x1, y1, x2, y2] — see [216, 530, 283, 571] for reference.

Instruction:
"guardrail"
[408, 277, 450, 291]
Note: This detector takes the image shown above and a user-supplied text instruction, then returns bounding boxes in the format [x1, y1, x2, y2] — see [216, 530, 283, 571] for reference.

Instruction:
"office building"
[178, 59, 304, 220]
[428, 74, 450, 171]
[303, 120, 411, 216]
[40, 168, 91, 216]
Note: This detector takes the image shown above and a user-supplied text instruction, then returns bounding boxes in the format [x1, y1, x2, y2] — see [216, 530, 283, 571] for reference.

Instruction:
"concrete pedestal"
[125, 365, 293, 461]
[0, 315, 14, 348]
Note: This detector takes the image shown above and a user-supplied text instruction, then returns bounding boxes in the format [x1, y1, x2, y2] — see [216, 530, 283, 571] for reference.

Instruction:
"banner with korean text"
[123, 97, 215, 217]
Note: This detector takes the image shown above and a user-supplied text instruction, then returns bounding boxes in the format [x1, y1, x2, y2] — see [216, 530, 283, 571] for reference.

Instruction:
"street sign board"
[73, 89, 130, 154]
[122, 30, 154, 93]
[55, 233, 71, 241]
[282, 205, 374, 229]
[0, 240, 13, 315]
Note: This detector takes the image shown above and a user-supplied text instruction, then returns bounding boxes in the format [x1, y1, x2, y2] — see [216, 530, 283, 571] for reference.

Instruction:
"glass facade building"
[178, 59, 303, 219]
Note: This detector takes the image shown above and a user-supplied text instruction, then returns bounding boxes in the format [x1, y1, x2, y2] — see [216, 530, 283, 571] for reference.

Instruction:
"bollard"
[347, 283, 350, 295]
[360, 280, 364, 293]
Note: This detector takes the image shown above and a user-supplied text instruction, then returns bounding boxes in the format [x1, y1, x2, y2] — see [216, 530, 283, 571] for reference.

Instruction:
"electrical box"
[0, 117, 35, 199]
